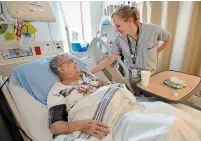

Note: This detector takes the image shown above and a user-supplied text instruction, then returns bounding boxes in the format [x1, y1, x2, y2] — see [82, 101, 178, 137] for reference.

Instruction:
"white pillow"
[8, 80, 53, 141]
[80, 57, 110, 82]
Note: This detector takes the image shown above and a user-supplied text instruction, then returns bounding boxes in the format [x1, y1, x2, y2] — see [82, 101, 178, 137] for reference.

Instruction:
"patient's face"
[58, 57, 80, 79]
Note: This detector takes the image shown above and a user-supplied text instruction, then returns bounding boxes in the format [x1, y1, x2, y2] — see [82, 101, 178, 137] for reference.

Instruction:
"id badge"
[131, 69, 138, 78]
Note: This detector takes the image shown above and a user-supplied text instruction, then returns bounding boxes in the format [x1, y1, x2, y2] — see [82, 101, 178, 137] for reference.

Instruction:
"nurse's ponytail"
[111, 5, 140, 23]
[131, 6, 140, 22]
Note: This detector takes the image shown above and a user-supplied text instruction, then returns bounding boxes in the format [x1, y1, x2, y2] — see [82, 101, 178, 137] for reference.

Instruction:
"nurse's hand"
[80, 120, 110, 139]
[89, 68, 96, 74]
[90, 53, 118, 74]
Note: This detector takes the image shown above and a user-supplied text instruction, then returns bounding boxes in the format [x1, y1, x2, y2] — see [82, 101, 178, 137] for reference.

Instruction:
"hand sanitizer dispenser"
[21, 33, 32, 50]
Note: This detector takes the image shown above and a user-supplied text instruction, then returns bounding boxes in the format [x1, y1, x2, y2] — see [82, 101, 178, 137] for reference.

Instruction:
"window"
[60, 1, 83, 41]
[60, 1, 92, 43]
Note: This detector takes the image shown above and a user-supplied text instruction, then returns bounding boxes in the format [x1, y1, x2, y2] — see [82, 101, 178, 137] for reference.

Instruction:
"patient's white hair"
[50, 53, 73, 75]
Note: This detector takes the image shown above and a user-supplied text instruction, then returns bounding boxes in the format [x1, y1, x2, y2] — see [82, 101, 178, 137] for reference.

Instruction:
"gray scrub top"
[111, 23, 171, 73]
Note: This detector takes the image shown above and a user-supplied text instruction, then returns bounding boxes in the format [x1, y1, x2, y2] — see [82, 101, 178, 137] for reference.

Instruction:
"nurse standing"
[90, 5, 172, 88]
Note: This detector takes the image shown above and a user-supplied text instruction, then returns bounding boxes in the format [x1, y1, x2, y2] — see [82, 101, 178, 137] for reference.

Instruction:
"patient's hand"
[77, 85, 90, 94]
[76, 85, 97, 95]
[50, 120, 109, 138]
[80, 120, 109, 139]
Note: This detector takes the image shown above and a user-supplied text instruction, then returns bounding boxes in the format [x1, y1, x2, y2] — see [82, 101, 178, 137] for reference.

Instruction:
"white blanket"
[113, 102, 201, 141]
[54, 84, 201, 141]
[55, 84, 137, 141]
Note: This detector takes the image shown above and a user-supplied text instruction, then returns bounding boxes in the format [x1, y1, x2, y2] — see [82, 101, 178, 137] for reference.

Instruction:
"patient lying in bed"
[47, 53, 201, 141]
[47, 53, 137, 140]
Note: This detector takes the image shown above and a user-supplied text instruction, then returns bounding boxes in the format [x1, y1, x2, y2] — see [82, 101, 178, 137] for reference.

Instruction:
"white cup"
[141, 70, 151, 86]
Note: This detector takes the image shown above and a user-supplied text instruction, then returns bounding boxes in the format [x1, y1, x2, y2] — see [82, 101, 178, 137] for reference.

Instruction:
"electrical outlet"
[54, 41, 63, 51]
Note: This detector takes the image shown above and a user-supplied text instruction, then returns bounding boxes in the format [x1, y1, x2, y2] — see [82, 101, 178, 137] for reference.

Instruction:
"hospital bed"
[1, 37, 201, 141]
[0, 34, 132, 141]
[1, 2, 201, 141]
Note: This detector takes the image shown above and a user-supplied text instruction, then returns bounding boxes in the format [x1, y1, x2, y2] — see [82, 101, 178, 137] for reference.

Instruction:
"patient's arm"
[48, 104, 109, 139]
[50, 120, 109, 139]
[49, 120, 82, 135]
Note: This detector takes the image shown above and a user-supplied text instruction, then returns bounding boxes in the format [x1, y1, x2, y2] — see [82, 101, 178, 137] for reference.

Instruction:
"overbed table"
[136, 71, 201, 103]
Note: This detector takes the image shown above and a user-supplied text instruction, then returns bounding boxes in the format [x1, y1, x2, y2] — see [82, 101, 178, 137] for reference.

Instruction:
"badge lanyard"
[127, 25, 140, 65]
[127, 25, 140, 77]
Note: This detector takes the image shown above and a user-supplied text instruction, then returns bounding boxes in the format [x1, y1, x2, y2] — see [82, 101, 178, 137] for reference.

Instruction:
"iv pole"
[58, 1, 72, 52]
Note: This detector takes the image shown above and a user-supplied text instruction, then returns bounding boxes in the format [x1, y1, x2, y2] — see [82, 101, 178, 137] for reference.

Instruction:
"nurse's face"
[112, 15, 132, 37]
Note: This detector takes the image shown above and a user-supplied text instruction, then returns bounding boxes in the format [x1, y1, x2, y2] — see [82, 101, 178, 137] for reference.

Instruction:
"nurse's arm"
[90, 53, 118, 73]
[157, 34, 172, 53]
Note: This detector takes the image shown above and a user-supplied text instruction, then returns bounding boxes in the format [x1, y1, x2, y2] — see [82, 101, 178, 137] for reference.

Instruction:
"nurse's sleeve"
[110, 35, 121, 55]
[157, 25, 171, 41]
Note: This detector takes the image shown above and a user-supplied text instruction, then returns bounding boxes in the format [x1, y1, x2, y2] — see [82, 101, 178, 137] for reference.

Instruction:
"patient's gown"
[47, 70, 111, 109]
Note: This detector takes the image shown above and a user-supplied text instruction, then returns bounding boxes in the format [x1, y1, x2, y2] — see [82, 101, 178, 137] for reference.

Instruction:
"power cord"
[0, 2, 7, 20]
[0, 77, 33, 141]
[48, 23, 64, 52]
[0, 77, 10, 95]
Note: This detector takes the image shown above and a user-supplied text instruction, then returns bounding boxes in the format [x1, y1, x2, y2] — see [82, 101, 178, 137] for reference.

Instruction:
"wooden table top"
[136, 71, 201, 102]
